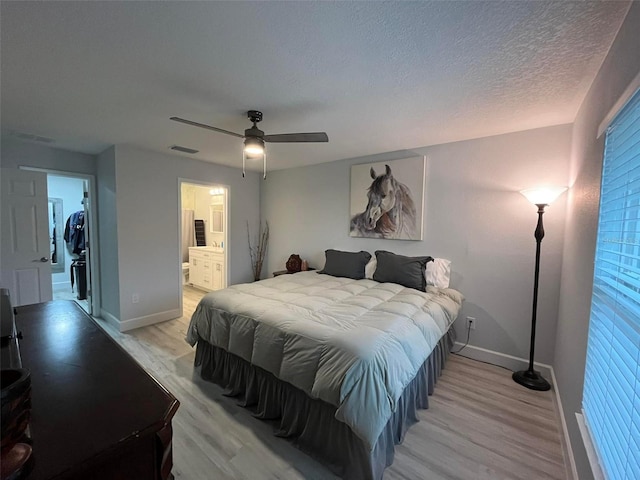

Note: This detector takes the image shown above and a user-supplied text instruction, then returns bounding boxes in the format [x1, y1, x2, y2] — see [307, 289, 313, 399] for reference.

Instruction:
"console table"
[1, 301, 179, 480]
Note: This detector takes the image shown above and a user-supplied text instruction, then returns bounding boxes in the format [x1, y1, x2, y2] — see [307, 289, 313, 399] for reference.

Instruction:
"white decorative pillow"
[425, 258, 451, 289]
[365, 257, 377, 279]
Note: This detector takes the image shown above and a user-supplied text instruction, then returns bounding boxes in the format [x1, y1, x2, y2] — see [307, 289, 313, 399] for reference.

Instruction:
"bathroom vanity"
[189, 246, 225, 291]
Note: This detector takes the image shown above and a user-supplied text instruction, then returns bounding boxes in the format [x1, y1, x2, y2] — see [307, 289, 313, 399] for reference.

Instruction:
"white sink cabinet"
[189, 247, 225, 291]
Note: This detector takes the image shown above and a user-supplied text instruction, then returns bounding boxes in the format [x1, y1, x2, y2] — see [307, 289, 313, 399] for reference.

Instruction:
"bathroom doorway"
[179, 180, 229, 312]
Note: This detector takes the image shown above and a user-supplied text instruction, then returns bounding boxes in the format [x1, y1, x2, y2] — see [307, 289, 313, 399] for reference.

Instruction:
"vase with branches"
[247, 221, 269, 281]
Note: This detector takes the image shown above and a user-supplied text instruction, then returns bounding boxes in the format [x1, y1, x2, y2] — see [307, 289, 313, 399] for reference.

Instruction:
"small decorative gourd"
[286, 254, 302, 273]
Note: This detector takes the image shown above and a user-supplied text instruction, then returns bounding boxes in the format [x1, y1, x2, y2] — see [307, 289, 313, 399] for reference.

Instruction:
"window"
[583, 88, 640, 480]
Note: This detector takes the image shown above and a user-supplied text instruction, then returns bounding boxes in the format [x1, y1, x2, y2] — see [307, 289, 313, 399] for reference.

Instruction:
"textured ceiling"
[0, 1, 630, 171]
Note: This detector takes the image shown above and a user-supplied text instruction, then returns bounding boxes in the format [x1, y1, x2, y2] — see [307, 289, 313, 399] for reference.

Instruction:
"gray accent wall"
[554, 4, 640, 479]
[262, 124, 572, 364]
[107, 145, 261, 327]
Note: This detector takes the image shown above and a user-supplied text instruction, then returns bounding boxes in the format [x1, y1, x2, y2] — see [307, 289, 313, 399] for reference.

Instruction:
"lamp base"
[512, 369, 551, 391]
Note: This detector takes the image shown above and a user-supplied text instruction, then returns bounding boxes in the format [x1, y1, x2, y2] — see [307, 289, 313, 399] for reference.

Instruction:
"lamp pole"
[513, 203, 551, 391]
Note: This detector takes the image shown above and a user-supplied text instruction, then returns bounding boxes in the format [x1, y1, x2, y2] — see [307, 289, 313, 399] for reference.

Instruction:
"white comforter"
[186, 271, 463, 450]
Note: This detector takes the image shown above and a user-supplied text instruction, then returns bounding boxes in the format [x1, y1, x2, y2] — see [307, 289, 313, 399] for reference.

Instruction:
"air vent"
[170, 145, 199, 154]
[11, 131, 55, 144]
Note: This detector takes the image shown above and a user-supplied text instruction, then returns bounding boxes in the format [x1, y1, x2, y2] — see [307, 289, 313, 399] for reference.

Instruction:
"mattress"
[186, 271, 463, 450]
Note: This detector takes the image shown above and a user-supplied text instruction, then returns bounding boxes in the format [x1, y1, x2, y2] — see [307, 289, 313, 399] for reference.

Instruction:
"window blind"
[583, 88, 640, 480]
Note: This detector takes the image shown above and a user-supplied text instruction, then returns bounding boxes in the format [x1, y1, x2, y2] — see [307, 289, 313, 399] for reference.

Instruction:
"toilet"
[182, 262, 190, 285]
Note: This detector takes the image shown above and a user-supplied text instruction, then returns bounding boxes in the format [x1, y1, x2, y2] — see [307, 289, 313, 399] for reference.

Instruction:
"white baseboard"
[453, 342, 578, 480]
[94, 308, 180, 332]
[452, 342, 552, 378]
[118, 308, 181, 332]
[551, 369, 578, 480]
[576, 411, 605, 480]
[98, 309, 120, 330]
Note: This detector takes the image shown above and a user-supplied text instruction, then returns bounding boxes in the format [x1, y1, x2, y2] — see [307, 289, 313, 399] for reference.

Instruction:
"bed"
[186, 269, 463, 479]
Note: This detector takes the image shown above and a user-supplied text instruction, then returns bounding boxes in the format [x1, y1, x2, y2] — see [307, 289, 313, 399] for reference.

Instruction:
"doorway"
[5, 167, 99, 313]
[17, 167, 98, 315]
[179, 181, 229, 311]
[47, 174, 91, 313]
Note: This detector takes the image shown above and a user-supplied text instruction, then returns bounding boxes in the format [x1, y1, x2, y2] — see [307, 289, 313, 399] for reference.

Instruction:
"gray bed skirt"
[194, 328, 455, 480]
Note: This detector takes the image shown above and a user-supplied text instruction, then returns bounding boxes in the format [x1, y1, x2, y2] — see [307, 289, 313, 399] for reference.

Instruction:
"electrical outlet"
[466, 316, 476, 330]
[132, 293, 139, 304]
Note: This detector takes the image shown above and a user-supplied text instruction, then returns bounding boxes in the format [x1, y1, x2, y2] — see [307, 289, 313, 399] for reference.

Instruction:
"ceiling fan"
[170, 110, 329, 178]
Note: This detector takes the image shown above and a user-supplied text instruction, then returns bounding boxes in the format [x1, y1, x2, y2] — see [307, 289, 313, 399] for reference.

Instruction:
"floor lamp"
[513, 186, 567, 391]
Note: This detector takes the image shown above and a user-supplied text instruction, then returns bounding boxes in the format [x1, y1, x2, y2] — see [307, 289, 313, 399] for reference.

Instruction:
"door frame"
[21, 167, 101, 316]
[177, 178, 230, 316]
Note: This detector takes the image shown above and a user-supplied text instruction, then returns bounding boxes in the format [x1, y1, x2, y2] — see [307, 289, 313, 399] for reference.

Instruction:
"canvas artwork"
[349, 156, 425, 240]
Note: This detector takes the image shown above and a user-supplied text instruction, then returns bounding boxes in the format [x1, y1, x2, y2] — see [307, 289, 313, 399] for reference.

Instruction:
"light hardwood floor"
[97, 286, 568, 480]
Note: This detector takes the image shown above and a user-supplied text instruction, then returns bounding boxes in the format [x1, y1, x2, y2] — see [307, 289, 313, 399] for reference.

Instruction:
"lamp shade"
[520, 186, 567, 206]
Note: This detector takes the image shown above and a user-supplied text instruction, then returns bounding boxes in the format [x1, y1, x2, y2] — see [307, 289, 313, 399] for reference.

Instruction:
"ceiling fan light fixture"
[242, 137, 267, 180]
[170, 110, 327, 181]
[243, 137, 265, 155]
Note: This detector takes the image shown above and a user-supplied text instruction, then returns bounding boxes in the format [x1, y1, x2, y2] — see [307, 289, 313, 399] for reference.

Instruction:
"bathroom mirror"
[48, 198, 65, 273]
[210, 204, 224, 233]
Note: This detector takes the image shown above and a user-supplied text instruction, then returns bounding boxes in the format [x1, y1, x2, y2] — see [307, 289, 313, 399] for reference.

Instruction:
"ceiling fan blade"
[170, 117, 245, 138]
[263, 132, 329, 143]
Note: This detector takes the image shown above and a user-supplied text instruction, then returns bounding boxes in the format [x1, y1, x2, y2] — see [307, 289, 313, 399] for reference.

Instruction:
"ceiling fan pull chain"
[242, 151, 246, 178]
[263, 150, 267, 179]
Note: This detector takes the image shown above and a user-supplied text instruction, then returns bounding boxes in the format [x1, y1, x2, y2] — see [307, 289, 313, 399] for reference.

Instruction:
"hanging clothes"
[64, 211, 85, 255]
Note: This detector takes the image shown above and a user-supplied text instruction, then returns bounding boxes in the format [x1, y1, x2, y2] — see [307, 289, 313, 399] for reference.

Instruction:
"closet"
[48, 174, 91, 312]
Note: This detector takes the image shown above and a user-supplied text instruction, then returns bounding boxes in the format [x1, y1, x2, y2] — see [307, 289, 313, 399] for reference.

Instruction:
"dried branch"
[247, 220, 269, 281]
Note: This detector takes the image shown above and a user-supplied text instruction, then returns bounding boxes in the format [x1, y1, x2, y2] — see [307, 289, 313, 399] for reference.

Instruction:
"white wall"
[262, 124, 572, 364]
[1, 139, 260, 329]
[96, 146, 120, 319]
[47, 175, 86, 285]
[1, 137, 96, 174]
[555, 4, 640, 479]
[111, 145, 261, 329]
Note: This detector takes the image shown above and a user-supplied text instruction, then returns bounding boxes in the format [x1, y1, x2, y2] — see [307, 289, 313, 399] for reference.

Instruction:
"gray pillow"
[319, 249, 372, 280]
[373, 250, 433, 291]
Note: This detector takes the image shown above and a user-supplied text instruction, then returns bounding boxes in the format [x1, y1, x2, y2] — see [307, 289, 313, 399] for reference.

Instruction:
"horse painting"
[350, 164, 417, 239]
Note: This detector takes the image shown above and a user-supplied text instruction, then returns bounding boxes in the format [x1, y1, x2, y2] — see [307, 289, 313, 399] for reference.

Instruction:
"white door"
[0, 168, 53, 306]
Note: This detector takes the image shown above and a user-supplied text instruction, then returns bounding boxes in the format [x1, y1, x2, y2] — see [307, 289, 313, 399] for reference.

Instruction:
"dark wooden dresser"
[1, 301, 179, 480]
